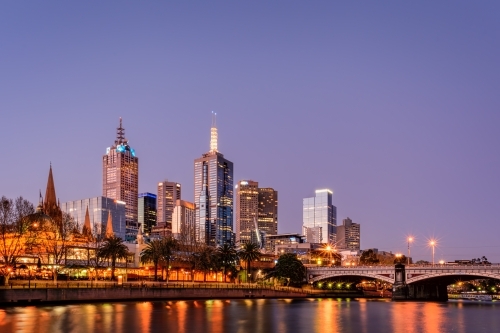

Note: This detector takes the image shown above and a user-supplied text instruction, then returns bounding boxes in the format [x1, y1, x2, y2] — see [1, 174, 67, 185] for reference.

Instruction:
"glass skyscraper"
[138, 193, 157, 234]
[194, 113, 234, 246]
[302, 189, 337, 244]
[61, 196, 126, 240]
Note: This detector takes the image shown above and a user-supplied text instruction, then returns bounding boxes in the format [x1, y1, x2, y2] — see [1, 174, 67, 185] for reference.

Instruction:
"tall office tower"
[194, 113, 234, 246]
[302, 189, 337, 244]
[138, 193, 157, 234]
[157, 180, 181, 230]
[336, 217, 361, 251]
[235, 180, 278, 246]
[235, 180, 259, 245]
[102, 118, 139, 235]
[61, 197, 126, 239]
[172, 199, 196, 241]
[258, 187, 278, 237]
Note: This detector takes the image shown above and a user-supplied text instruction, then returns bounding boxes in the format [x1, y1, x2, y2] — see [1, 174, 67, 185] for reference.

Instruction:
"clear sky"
[1, 1, 499, 262]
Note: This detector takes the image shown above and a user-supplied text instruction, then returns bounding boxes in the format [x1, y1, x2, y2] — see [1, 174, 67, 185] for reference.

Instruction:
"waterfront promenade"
[0, 281, 362, 305]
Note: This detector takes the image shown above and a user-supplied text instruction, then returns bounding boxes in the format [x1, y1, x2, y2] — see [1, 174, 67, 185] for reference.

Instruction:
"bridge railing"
[308, 264, 500, 270]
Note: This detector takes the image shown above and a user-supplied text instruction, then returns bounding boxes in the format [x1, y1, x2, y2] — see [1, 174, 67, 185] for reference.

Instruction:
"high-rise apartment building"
[102, 118, 139, 235]
[172, 199, 196, 241]
[61, 197, 126, 239]
[336, 217, 361, 251]
[194, 113, 234, 246]
[138, 193, 157, 234]
[235, 180, 278, 246]
[157, 180, 181, 229]
[302, 189, 337, 244]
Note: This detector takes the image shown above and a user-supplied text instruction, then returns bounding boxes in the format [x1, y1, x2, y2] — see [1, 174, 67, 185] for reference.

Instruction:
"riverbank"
[0, 282, 365, 306]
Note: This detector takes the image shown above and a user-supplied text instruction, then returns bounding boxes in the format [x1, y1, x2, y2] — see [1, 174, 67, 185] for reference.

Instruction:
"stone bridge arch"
[310, 272, 394, 284]
[407, 271, 500, 285]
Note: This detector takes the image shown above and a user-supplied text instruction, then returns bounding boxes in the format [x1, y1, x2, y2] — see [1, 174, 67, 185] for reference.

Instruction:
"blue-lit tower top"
[106, 117, 136, 157]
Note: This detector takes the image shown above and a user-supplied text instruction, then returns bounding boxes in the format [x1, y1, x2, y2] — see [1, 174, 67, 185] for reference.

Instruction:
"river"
[0, 298, 499, 333]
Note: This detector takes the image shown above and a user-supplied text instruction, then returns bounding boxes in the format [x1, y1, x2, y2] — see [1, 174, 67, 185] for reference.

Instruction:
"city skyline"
[1, 2, 499, 262]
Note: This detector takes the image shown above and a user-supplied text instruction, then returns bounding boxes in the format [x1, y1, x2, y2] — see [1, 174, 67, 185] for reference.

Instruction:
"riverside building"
[138, 193, 157, 234]
[194, 112, 234, 246]
[235, 180, 278, 246]
[302, 189, 337, 244]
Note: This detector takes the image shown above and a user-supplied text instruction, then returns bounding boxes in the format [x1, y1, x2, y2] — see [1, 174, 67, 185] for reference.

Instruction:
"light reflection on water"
[0, 299, 499, 333]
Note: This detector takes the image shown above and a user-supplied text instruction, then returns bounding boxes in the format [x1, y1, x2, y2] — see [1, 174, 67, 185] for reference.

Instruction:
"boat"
[459, 293, 493, 301]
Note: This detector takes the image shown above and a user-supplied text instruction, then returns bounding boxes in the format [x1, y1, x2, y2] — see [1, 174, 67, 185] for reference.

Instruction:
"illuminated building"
[235, 180, 278, 247]
[302, 189, 337, 244]
[138, 193, 157, 235]
[61, 197, 126, 239]
[336, 217, 361, 251]
[102, 118, 139, 236]
[172, 200, 196, 240]
[194, 112, 234, 246]
[265, 233, 304, 254]
[157, 180, 181, 232]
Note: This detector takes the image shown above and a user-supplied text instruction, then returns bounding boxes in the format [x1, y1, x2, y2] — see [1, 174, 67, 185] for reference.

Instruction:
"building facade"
[172, 200, 196, 241]
[102, 118, 139, 236]
[265, 233, 304, 254]
[302, 189, 337, 244]
[157, 180, 181, 231]
[235, 180, 278, 247]
[138, 193, 157, 234]
[336, 217, 361, 251]
[194, 113, 234, 246]
[61, 197, 126, 240]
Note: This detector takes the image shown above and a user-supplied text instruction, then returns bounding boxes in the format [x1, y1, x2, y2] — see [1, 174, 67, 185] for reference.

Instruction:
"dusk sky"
[1, 2, 499, 262]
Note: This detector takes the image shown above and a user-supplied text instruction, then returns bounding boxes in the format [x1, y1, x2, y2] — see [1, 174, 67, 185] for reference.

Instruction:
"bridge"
[307, 264, 500, 301]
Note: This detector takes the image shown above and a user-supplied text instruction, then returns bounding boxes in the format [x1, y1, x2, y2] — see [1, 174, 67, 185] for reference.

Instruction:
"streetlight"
[429, 240, 436, 266]
[407, 236, 414, 265]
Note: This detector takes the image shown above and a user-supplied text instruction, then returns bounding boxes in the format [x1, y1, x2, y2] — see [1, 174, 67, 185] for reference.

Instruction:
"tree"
[394, 255, 407, 264]
[216, 243, 238, 282]
[0, 196, 35, 285]
[238, 243, 262, 283]
[269, 253, 306, 287]
[40, 212, 76, 271]
[159, 237, 178, 282]
[192, 245, 217, 282]
[359, 249, 380, 265]
[140, 239, 162, 281]
[99, 236, 129, 280]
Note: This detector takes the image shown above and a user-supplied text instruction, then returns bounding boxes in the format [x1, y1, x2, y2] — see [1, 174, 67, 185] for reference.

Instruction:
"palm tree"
[99, 236, 129, 280]
[140, 239, 162, 281]
[216, 243, 238, 282]
[192, 245, 216, 282]
[159, 237, 178, 282]
[238, 243, 261, 283]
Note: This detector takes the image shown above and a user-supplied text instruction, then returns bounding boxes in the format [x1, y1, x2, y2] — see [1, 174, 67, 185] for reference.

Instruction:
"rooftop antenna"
[210, 111, 218, 152]
[116, 117, 126, 145]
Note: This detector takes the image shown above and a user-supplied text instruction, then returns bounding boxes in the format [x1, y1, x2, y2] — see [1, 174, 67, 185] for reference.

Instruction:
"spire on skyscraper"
[115, 117, 127, 145]
[210, 111, 218, 152]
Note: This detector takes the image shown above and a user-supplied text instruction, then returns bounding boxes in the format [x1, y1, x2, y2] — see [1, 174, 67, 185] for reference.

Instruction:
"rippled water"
[1, 298, 499, 333]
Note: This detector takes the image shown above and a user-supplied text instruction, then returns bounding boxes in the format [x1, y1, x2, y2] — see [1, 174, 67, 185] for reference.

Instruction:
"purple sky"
[1, 2, 499, 262]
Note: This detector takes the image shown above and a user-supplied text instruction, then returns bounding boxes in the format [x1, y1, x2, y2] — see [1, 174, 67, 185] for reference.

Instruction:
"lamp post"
[429, 240, 436, 266]
[407, 236, 413, 265]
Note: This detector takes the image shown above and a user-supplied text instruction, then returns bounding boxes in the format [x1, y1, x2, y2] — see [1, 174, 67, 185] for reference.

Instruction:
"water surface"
[1, 298, 499, 333]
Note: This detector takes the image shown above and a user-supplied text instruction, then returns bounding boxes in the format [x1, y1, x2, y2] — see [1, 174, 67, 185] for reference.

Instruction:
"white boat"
[459, 293, 493, 301]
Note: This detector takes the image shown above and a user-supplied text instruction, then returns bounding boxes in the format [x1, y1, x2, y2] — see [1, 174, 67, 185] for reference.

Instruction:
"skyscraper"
[336, 217, 361, 251]
[194, 113, 234, 246]
[235, 180, 278, 246]
[61, 196, 126, 239]
[102, 118, 139, 235]
[172, 199, 196, 241]
[157, 180, 181, 230]
[138, 193, 157, 234]
[302, 189, 337, 244]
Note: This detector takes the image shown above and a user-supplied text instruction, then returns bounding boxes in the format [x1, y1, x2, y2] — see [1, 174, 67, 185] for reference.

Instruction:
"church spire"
[209, 111, 218, 152]
[44, 164, 57, 212]
[105, 211, 114, 238]
[82, 205, 92, 236]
